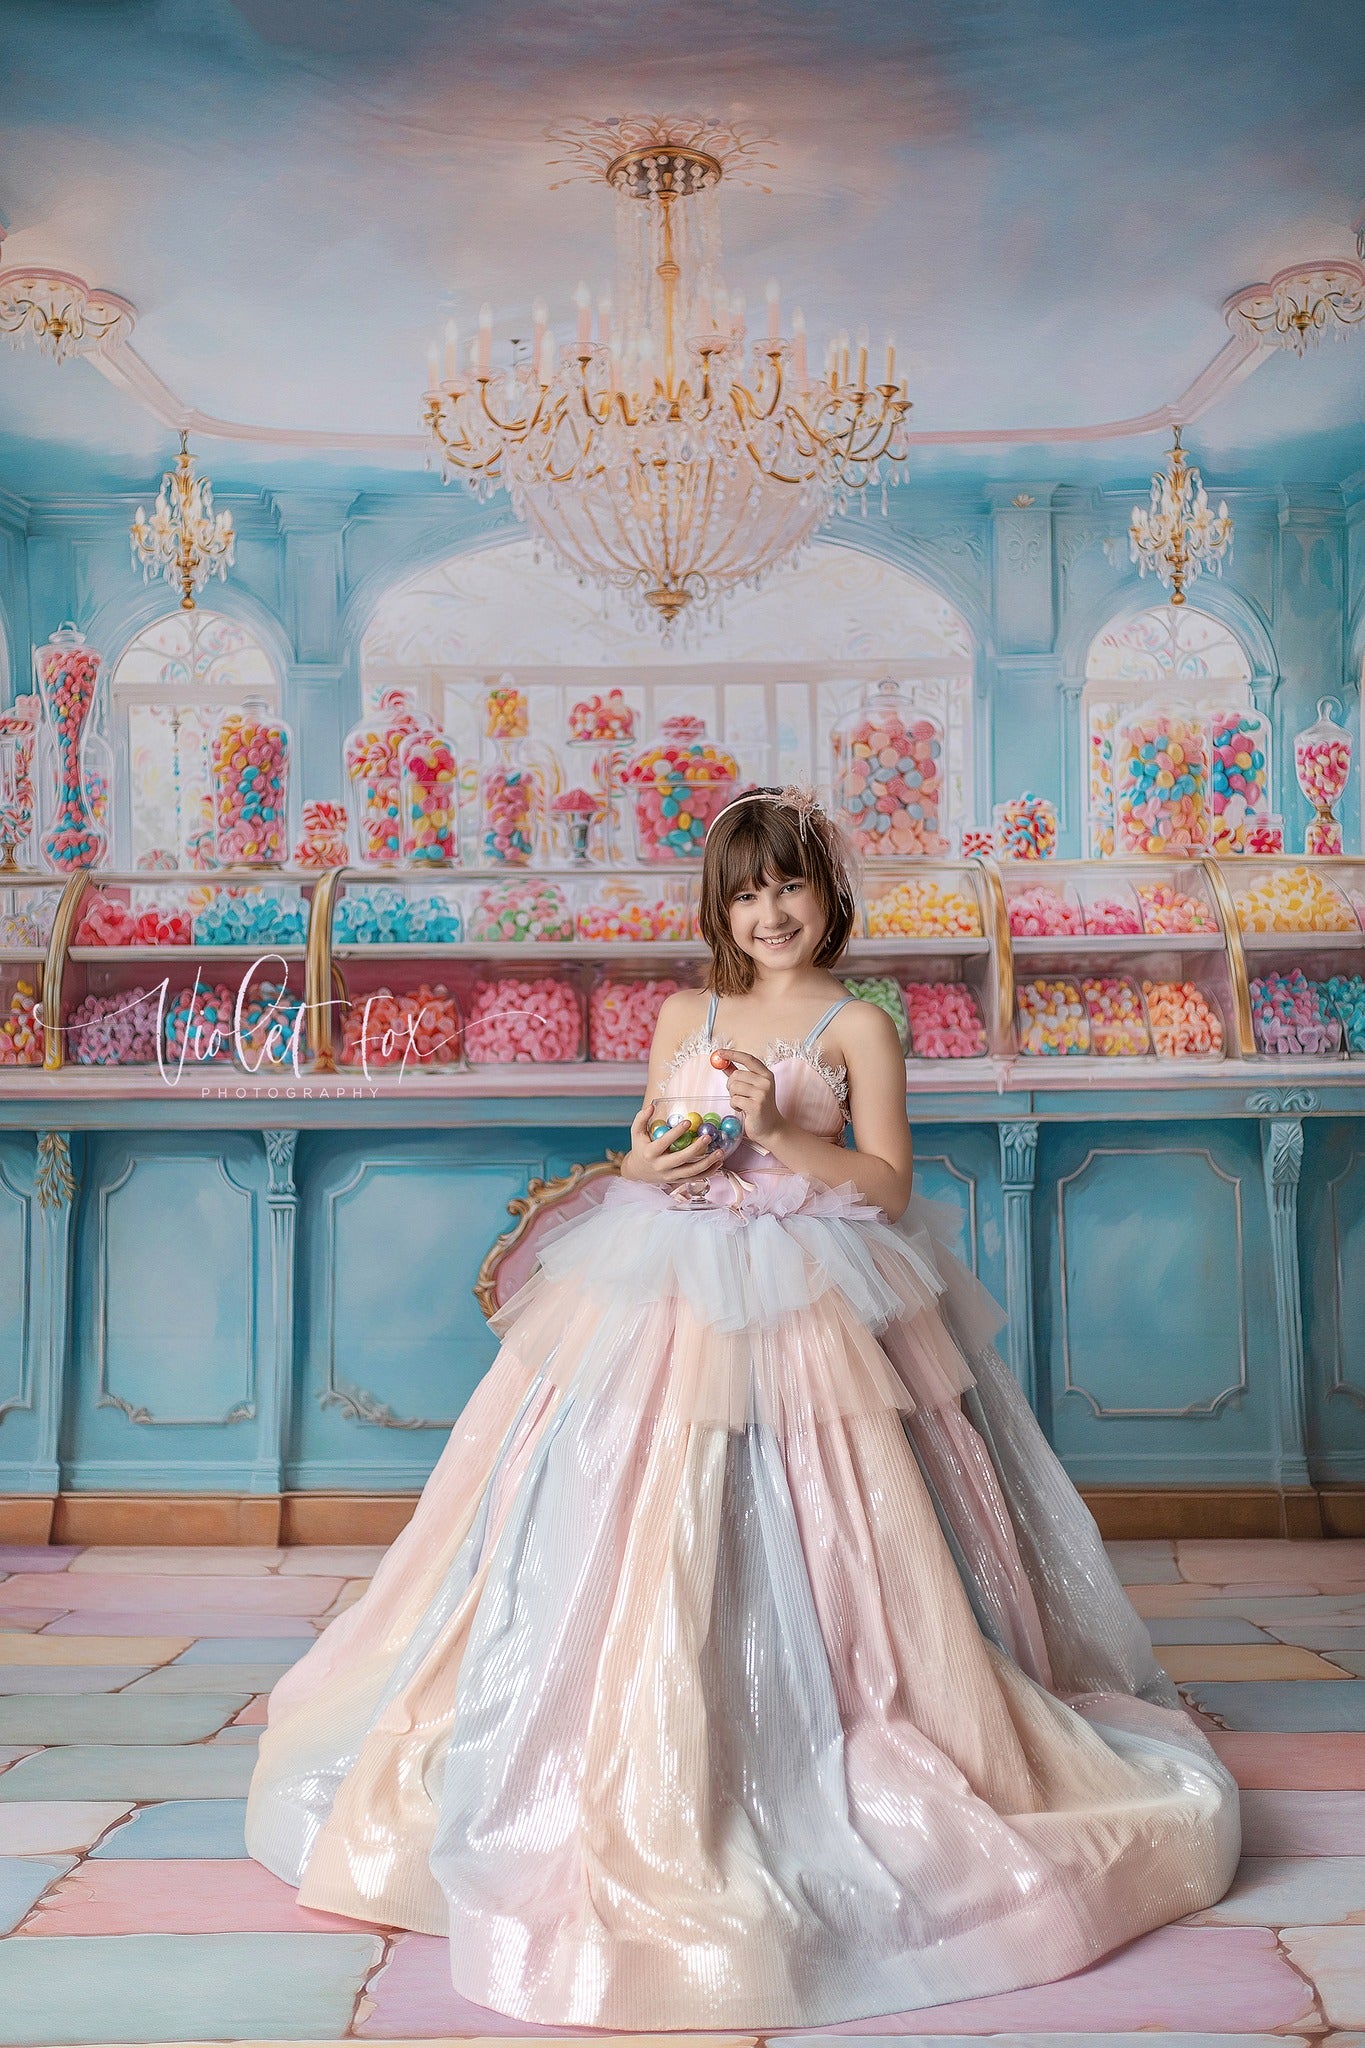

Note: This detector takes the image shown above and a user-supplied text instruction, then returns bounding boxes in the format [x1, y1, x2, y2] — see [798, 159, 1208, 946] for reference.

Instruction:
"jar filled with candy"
[292, 799, 350, 870]
[1114, 701, 1210, 855]
[1205, 703, 1271, 854]
[623, 714, 740, 863]
[399, 725, 459, 865]
[830, 680, 947, 857]
[567, 687, 635, 864]
[210, 696, 292, 866]
[1294, 696, 1352, 857]
[1086, 702, 1119, 857]
[33, 624, 108, 871]
[480, 680, 553, 867]
[344, 688, 428, 867]
[0, 693, 40, 869]
[993, 793, 1058, 861]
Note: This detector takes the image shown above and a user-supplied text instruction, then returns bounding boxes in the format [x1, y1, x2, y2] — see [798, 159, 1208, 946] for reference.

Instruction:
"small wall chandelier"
[421, 114, 910, 629]
[1129, 427, 1232, 607]
[1225, 260, 1365, 358]
[0, 264, 134, 363]
[130, 431, 236, 612]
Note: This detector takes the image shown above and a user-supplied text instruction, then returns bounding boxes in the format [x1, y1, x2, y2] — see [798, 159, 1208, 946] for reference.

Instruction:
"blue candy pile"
[334, 887, 463, 944]
[192, 888, 307, 947]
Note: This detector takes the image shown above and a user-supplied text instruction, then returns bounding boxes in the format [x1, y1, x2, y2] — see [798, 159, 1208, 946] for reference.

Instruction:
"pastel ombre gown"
[245, 991, 1238, 2030]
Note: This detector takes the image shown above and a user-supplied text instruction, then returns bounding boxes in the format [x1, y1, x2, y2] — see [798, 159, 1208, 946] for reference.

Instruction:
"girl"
[245, 785, 1238, 2031]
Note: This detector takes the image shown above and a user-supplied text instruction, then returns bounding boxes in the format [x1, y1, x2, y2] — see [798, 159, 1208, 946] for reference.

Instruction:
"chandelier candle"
[422, 114, 908, 626]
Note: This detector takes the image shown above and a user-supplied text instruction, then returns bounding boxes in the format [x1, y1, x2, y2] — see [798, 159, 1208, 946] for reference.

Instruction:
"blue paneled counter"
[0, 1064, 1359, 1546]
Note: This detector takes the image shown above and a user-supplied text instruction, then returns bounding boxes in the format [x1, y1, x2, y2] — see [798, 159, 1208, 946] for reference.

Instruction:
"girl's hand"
[623, 1101, 723, 1187]
[719, 1049, 785, 1144]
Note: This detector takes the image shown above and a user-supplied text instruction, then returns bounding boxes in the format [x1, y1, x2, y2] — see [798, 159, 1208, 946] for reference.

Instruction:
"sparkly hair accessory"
[729, 782, 862, 909]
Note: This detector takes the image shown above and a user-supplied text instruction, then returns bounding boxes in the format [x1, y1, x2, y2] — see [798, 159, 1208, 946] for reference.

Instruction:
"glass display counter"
[8, 854, 1365, 1082]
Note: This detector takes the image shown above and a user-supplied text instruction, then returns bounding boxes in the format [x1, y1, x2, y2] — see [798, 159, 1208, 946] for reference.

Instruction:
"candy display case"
[47, 868, 318, 1072]
[997, 857, 1239, 1067]
[588, 964, 686, 1064]
[858, 860, 1006, 1065]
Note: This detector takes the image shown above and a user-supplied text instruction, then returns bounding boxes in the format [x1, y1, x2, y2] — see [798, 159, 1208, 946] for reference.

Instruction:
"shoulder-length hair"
[698, 791, 857, 996]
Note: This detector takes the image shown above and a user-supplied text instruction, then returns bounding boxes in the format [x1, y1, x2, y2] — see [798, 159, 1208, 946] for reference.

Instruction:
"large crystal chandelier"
[1129, 427, 1232, 607]
[130, 432, 236, 612]
[422, 115, 910, 627]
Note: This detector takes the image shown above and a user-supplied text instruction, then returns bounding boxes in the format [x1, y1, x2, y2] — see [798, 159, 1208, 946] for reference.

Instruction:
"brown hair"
[698, 791, 858, 996]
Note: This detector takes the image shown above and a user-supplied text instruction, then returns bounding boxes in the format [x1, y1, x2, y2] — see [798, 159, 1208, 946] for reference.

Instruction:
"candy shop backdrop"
[0, 0, 1363, 1542]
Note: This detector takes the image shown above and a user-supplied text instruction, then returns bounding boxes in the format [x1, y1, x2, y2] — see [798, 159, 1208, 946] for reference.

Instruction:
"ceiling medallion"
[0, 264, 135, 364]
[1224, 260, 1365, 357]
[130, 431, 236, 612]
[1129, 426, 1232, 607]
[421, 114, 909, 631]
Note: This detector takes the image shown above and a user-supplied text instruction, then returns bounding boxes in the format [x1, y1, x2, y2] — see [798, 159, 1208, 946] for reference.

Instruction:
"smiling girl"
[246, 784, 1238, 2033]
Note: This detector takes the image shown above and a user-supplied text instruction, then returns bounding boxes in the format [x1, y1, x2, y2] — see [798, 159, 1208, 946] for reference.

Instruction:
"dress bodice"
[658, 994, 853, 1170]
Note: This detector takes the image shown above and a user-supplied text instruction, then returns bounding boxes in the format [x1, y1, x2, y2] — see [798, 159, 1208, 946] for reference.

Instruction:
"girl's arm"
[619, 990, 724, 1186]
[724, 999, 914, 1220]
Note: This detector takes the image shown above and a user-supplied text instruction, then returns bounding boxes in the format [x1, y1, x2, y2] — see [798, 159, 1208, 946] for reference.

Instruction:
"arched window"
[360, 539, 978, 840]
[1082, 604, 1253, 855]
[110, 610, 279, 868]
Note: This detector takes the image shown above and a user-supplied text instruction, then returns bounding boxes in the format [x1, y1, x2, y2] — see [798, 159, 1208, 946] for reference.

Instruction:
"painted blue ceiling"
[0, 0, 1362, 499]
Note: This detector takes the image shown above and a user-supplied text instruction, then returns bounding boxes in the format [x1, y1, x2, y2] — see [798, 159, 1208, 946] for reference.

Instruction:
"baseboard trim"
[0, 1485, 1358, 1549]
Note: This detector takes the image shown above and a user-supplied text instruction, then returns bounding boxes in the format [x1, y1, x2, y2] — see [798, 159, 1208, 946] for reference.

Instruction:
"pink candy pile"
[1082, 893, 1143, 936]
[1008, 886, 1084, 938]
[589, 975, 681, 1061]
[340, 983, 462, 1067]
[73, 893, 192, 948]
[1134, 882, 1218, 934]
[68, 987, 162, 1065]
[465, 974, 583, 1063]
[903, 981, 987, 1058]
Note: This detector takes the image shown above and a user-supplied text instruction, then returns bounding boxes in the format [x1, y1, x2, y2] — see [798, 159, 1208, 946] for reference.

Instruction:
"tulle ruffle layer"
[487, 1174, 1001, 1429]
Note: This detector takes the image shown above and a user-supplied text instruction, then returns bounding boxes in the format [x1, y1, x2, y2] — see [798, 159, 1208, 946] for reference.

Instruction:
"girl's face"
[728, 867, 828, 974]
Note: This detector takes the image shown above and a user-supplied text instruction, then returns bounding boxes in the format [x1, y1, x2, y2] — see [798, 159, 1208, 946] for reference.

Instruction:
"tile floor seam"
[1268, 1921, 1329, 2038]
[350, 1925, 394, 2038]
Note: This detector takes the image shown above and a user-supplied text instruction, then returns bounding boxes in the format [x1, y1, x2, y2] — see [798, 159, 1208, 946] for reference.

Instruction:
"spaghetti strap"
[705, 991, 719, 1036]
[803, 995, 854, 1049]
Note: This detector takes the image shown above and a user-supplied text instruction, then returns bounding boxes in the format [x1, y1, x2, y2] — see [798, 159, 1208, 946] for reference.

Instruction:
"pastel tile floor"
[0, 1539, 1359, 2047]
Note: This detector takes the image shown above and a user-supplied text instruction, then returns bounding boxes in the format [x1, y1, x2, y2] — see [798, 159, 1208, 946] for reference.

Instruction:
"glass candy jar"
[623, 714, 740, 864]
[1294, 697, 1352, 857]
[400, 726, 459, 865]
[0, 693, 40, 870]
[830, 679, 947, 858]
[34, 623, 108, 871]
[478, 679, 557, 867]
[211, 695, 292, 866]
[1206, 702, 1271, 855]
[344, 688, 428, 867]
[1114, 700, 1210, 856]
